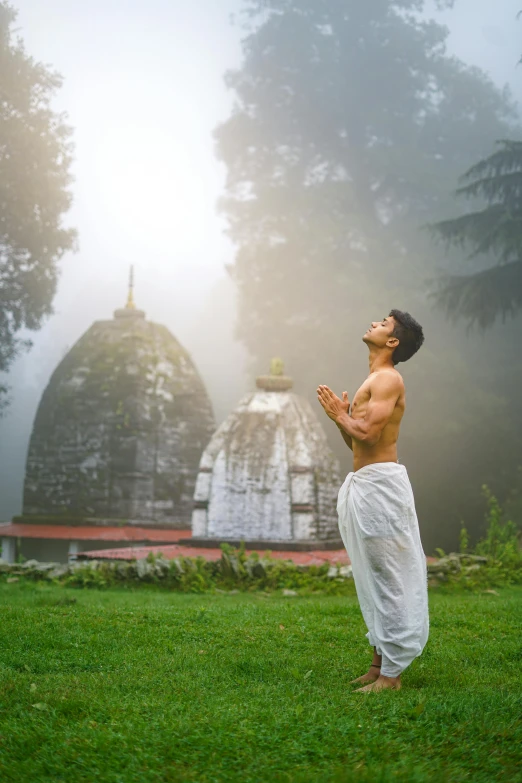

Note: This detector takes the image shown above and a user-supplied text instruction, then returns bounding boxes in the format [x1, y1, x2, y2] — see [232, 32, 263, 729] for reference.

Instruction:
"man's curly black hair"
[389, 310, 424, 364]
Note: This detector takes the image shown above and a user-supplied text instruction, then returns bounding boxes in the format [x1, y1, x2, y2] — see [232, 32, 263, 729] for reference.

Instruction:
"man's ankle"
[380, 673, 400, 682]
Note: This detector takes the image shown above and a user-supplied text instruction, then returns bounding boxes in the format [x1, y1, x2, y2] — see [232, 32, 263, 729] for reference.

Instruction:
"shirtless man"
[317, 310, 428, 693]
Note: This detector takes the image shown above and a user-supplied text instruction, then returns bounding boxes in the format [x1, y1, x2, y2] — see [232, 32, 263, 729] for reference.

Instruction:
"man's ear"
[386, 337, 399, 349]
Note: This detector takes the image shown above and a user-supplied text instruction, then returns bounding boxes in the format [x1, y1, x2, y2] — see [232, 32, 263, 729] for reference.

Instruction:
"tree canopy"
[0, 2, 76, 409]
[215, 0, 516, 369]
[215, 0, 521, 549]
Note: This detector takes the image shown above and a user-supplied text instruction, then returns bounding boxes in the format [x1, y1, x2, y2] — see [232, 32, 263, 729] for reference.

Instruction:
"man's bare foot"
[353, 674, 401, 693]
[349, 664, 381, 685]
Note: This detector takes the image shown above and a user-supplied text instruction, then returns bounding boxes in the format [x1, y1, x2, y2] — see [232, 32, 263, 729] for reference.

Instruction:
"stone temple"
[190, 360, 342, 549]
[1, 273, 215, 562]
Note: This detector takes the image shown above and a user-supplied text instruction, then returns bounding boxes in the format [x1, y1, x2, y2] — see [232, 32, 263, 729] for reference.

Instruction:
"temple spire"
[125, 265, 136, 310]
[114, 265, 145, 320]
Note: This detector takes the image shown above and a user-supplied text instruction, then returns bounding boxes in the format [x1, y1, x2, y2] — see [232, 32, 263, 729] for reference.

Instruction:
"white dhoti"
[337, 462, 429, 677]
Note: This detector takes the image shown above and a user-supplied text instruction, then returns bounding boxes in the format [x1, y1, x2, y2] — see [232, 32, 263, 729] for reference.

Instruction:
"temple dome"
[23, 288, 215, 527]
[192, 361, 341, 545]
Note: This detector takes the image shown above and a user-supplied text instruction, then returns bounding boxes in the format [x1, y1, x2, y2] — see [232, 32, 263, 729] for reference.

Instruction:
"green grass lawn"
[0, 583, 521, 783]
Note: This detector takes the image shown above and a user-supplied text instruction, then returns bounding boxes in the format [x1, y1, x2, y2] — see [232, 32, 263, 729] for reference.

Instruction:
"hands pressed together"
[316, 385, 350, 422]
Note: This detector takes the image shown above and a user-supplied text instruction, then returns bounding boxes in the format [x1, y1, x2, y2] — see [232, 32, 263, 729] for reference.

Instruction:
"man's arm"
[316, 388, 353, 451]
[336, 422, 353, 451]
[335, 374, 402, 447]
[317, 374, 402, 448]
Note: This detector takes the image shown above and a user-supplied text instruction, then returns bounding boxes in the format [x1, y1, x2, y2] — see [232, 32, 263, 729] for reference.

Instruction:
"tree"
[0, 3, 76, 410]
[215, 0, 521, 551]
[215, 0, 516, 371]
[430, 140, 522, 328]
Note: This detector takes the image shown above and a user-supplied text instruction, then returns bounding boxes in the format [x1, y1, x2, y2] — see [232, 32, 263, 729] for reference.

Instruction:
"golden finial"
[256, 357, 293, 392]
[270, 357, 284, 376]
[125, 265, 136, 310]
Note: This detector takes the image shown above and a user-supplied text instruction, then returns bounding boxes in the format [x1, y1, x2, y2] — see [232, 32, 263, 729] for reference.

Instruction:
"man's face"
[362, 316, 396, 348]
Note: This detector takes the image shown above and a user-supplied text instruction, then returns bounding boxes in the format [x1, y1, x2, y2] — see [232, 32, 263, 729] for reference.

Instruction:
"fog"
[1, 0, 521, 550]
[0, 0, 247, 519]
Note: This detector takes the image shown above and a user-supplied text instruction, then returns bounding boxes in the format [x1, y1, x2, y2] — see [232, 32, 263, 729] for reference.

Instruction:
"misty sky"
[6, 0, 522, 380]
[10, 0, 243, 356]
[1, 0, 521, 519]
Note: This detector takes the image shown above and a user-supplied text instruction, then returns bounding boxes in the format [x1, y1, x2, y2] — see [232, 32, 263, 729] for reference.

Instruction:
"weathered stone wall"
[193, 390, 341, 542]
[23, 311, 215, 527]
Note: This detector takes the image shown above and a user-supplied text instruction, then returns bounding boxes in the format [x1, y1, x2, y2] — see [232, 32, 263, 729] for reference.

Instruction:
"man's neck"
[368, 347, 395, 375]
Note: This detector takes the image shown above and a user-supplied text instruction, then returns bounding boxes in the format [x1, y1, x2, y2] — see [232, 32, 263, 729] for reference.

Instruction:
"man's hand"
[316, 385, 349, 422]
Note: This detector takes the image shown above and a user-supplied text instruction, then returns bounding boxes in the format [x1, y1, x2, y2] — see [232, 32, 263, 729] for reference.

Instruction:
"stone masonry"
[23, 302, 215, 527]
[192, 362, 341, 544]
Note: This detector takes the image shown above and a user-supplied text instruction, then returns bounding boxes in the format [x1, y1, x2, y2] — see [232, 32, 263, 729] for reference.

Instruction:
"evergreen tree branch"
[431, 260, 522, 329]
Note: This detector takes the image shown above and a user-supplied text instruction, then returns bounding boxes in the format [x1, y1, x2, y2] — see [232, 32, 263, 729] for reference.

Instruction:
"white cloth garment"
[337, 462, 429, 677]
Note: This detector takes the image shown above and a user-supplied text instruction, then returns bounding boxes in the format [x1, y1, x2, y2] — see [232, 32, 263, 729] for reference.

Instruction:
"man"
[317, 310, 428, 693]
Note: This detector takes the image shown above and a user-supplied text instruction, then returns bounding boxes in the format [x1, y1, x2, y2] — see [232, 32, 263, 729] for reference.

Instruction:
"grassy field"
[0, 583, 520, 783]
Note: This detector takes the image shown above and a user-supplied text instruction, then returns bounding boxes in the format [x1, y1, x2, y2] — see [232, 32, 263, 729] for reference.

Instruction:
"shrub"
[436, 486, 522, 590]
[475, 485, 521, 567]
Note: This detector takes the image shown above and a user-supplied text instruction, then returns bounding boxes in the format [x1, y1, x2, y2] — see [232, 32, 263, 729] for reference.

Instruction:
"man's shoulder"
[370, 369, 404, 393]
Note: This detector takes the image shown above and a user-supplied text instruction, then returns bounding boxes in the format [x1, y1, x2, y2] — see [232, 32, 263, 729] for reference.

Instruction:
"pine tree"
[431, 140, 522, 328]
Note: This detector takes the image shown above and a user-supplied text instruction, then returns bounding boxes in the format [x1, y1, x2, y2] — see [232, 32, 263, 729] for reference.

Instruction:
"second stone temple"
[190, 360, 342, 549]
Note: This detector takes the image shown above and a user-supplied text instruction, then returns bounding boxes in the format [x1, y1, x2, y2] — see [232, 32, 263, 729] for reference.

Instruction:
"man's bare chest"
[350, 381, 371, 418]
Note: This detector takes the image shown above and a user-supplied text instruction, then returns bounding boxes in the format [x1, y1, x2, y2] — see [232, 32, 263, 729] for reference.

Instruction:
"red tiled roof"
[0, 523, 190, 543]
[79, 545, 436, 565]
[0, 523, 438, 567]
[78, 543, 351, 565]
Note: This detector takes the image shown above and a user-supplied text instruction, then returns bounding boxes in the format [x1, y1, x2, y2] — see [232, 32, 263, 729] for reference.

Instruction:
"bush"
[432, 486, 522, 590]
[3, 486, 520, 594]
[0, 546, 356, 596]
[475, 485, 521, 567]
